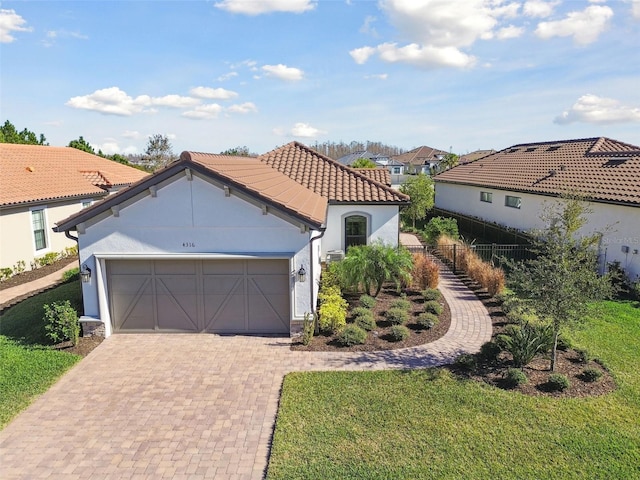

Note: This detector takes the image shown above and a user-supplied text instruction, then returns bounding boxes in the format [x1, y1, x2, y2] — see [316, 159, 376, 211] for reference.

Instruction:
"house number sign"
[182, 242, 195, 247]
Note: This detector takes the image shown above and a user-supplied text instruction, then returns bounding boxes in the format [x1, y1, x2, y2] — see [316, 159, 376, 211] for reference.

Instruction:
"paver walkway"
[0, 235, 491, 479]
[0, 260, 77, 309]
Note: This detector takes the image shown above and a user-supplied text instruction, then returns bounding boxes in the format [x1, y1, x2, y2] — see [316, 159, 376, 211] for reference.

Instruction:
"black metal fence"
[406, 243, 534, 274]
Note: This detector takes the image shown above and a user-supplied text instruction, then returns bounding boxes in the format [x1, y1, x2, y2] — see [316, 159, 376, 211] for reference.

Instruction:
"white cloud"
[631, 0, 640, 19]
[360, 15, 378, 36]
[148, 95, 201, 108]
[66, 87, 150, 116]
[554, 94, 640, 125]
[190, 86, 238, 100]
[214, 0, 315, 15]
[352, 0, 523, 69]
[275, 122, 326, 138]
[217, 72, 239, 81]
[226, 102, 258, 114]
[523, 1, 559, 18]
[496, 25, 524, 39]
[182, 104, 224, 120]
[122, 130, 142, 139]
[0, 9, 32, 43]
[364, 73, 388, 80]
[261, 64, 304, 81]
[535, 5, 613, 45]
[94, 141, 121, 155]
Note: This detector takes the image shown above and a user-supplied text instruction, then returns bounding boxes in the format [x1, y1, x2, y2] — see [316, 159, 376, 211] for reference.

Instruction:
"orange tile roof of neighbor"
[392, 145, 448, 165]
[354, 168, 392, 187]
[435, 137, 640, 206]
[259, 142, 408, 204]
[0, 144, 148, 207]
[182, 152, 328, 228]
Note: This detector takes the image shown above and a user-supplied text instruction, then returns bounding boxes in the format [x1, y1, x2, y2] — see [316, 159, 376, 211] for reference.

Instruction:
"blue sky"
[1, 0, 639, 156]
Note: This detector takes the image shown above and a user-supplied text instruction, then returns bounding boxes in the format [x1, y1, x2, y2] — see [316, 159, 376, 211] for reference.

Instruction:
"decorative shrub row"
[0, 246, 78, 282]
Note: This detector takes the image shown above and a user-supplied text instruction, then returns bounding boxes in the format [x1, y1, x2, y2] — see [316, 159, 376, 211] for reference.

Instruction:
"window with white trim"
[505, 195, 522, 209]
[31, 208, 48, 251]
[392, 167, 401, 174]
[82, 200, 93, 209]
[480, 191, 492, 203]
[345, 215, 368, 250]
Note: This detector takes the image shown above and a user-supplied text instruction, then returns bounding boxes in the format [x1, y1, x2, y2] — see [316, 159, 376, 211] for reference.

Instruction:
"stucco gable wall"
[322, 204, 400, 258]
[435, 182, 640, 280]
[77, 175, 314, 333]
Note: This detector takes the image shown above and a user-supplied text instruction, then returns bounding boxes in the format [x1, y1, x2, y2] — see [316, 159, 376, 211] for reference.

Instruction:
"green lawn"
[267, 300, 640, 479]
[0, 281, 83, 429]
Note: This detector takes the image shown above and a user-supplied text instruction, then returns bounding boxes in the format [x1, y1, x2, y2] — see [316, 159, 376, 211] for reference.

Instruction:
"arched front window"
[345, 215, 367, 250]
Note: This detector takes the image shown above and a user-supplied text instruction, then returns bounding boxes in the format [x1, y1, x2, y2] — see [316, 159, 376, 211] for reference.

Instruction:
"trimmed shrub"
[302, 312, 315, 346]
[337, 325, 367, 346]
[504, 368, 528, 388]
[318, 286, 348, 333]
[390, 298, 412, 311]
[498, 321, 552, 368]
[350, 306, 372, 319]
[43, 300, 80, 345]
[423, 300, 443, 316]
[359, 294, 376, 309]
[389, 325, 410, 342]
[581, 367, 603, 382]
[412, 253, 440, 289]
[62, 267, 79, 283]
[478, 341, 502, 364]
[354, 311, 377, 331]
[36, 252, 60, 267]
[454, 353, 476, 371]
[575, 348, 593, 364]
[547, 373, 570, 392]
[421, 288, 441, 301]
[0, 267, 12, 282]
[416, 312, 438, 329]
[385, 307, 409, 325]
[424, 217, 459, 244]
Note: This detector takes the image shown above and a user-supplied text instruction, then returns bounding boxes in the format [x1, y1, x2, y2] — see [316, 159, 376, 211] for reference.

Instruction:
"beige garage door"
[108, 259, 290, 334]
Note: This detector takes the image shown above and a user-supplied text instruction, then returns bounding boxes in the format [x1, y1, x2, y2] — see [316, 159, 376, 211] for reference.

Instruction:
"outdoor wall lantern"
[80, 264, 92, 283]
[296, 265, 307, 283]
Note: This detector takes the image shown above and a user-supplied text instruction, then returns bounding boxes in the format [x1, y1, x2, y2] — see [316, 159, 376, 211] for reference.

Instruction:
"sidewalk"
[0, 261, 78, 309]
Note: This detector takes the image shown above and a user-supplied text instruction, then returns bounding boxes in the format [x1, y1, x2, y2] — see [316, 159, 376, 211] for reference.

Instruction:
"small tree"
[508, 197, 614, 371]
[399, 173, 434, 228]
[68, 136, 96, 154]
[143, 134, 177, 171]
[351, 157, 377, 168]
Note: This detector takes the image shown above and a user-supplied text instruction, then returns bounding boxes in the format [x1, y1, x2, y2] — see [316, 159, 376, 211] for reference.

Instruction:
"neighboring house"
[392, 145, 448, 174]
[459, 149, 496, 165]
[434, 137, 640, 280]
[54, 142, 409, 337]
[0, 144, 148, 274]
[338, 151, 405, 179]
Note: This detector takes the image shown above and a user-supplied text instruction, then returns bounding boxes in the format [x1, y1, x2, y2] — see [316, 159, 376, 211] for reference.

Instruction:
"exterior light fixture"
[296, 265, 306, 283]
[80, 264, 92, 283]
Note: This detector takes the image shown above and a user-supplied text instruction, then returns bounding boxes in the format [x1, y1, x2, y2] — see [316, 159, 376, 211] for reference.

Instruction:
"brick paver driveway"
[0, 267, 491, 479]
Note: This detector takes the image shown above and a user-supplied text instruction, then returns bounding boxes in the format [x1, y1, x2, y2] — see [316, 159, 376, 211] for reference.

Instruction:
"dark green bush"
[498, 322, 552, 368]
[337, 325, 367, 346]
[354, 311, 377, 331]
[478, 341, 502, 364]
[424, 216, 459, 244]
[547, 373, 570, 391]
[454, 353, 476, 371]
[504, 368, 528, 388]
[390, 298, 412, 311]
[62, 267, 79, 283]
[350, 306, 372, 318]
[385, 307, 409, 325]
[575, 348, 593, 364]
[43, 300, 79, 345]
[416, 312, 438, 329]
[581, 367, 603, 382]
[302, 312, 315, 346]
[421, 288, 441, 301]
[359, 294, 376, 309]
[389, 325, 410, 342]
[423, 300, 443, 316]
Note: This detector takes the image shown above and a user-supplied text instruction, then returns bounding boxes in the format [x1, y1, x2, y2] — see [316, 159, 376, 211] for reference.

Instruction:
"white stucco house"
[434, 137, 640, 281]
[53, 142, 409, 337]
[0, 143, 148, 276]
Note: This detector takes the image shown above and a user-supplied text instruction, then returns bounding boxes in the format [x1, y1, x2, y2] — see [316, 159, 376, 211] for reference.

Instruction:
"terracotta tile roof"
[435, 137, 640, 206]
[459, 149, 496, 164]
[259, 142, 408, 204]
[0, 144, 148, 207]
[392, 145, 448, 166]
[182, 152, 328, 228]
[354, 168, 391, 187]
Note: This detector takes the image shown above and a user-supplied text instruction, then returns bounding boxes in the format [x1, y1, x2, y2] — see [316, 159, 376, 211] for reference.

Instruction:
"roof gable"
[435, 137, 640, 206]
[259, 142, 408, 204]
[392, 145, 448, 165]
[0, 144, 148, 207]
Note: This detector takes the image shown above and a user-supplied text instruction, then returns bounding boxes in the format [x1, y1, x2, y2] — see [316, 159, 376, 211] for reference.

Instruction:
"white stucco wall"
[1, 198, 99, 271]
[435, 182, 640, 280]
[321, 204, 400, 259]
[77, 174, 315, 335]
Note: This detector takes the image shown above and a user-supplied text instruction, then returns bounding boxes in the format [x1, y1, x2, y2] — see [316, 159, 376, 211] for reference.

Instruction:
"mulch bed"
[449, 275, 617, 398]
[0, 256, 78, 291]
[292, 285, 450, 352]
[52, 336, 105, 357]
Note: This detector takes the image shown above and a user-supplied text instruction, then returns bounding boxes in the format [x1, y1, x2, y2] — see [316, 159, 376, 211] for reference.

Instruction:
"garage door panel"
[110, 259, 291, 334]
